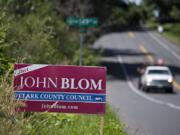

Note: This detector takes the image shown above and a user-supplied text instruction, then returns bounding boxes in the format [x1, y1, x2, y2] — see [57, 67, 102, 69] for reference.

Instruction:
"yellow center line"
[128, 31, 135, 38]
[173, 81, 180, 90]
[139, 44, 180, 91]
[139, 45, 154, 64]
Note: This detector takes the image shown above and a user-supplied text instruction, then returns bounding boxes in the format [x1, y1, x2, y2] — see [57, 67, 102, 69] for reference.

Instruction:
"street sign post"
[13, 64, 106, 114]
[67, 17, 99, 66]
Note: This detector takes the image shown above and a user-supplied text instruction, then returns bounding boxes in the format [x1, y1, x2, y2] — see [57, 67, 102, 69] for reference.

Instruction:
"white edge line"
[118, 56, 180, 111]
[148, 32, 180, 61]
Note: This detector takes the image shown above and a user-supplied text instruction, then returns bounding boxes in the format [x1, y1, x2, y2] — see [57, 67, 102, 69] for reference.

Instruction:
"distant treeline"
[142, 0, 180, 23]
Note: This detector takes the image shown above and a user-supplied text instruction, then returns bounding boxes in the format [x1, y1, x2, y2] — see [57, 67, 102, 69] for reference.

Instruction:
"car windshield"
[148, 69, 169, 75]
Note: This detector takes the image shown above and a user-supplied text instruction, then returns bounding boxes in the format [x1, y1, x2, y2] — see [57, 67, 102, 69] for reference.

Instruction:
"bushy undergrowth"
[24, 106, 125, 135]
[0, 74, 27, 135]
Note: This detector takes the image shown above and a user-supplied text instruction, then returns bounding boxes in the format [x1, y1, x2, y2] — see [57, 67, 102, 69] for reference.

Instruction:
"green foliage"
[0, 0, 50, 17]
[57, 0, 144, 27]
[0, 12, 14, 76]
[111, 7, 127, 26]
[7, 14, 70, 64]
[143, 0, 180, 22]
[170, 6, 180, 21]
[104, 105, 125, 135]
[2, 1, 100, 65]
[110, 3, 147, 27]
[0, 74, 27, 135]
[127, 4, 143, 25]
[4, 2, 74, 64]
[162, 23, 180, 45]
[72, 48, 100, 66]
[24, 113, 98, 135]
[23, 105, 125, 135]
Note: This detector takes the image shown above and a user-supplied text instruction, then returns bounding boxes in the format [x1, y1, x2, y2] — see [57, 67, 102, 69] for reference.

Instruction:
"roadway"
[93, 27, 180, 135]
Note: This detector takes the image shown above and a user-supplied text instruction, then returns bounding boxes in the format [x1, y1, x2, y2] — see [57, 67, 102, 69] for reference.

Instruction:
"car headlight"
[147, 78, 152, 83]
[168, 78, 173, 83]
[147, 78, 152, 85]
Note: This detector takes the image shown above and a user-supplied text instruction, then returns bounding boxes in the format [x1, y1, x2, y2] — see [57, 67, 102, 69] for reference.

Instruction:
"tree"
[170, 6, 180, 21]
[53, 0, 93, 17]
[0, 12, 14, 76]
[143, 0, 180, 22]
[1, 0, 100, 66]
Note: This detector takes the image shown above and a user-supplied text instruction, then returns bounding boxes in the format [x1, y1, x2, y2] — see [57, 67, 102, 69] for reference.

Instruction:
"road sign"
[79, 18, 98, 27]
[66, 17, 79, 26]
[66, 17, 98, 27]
[13, 64, 106, 114]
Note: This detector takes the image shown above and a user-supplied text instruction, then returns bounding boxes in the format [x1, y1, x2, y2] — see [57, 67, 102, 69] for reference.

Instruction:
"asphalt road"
[93, 28, 180, 135]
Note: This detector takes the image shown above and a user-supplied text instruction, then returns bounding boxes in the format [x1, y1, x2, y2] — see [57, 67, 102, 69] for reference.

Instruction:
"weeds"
[0, 72, 26, 135]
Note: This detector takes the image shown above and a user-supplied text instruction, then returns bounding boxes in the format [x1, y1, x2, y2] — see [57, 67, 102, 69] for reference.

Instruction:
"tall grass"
[0, 73, 27, 135]
[24, 105, 126, 135]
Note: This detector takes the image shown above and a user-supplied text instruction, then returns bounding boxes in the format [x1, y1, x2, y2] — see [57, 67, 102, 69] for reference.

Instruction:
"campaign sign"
[13, 64, 106, 114]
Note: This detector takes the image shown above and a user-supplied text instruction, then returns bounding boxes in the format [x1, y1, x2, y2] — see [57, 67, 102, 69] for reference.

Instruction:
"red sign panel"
[13, 64, 106, 114]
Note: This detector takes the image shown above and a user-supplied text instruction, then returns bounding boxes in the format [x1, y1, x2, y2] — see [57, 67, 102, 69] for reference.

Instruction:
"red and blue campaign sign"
[13, 64, 106, 114]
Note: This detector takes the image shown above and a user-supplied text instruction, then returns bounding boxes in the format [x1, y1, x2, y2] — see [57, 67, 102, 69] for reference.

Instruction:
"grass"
[24, 105, 126, 135]
[145, 18, 158, 30]
[0, 73, 26, 135]
[162, 23, 180, 45]
[146, 19, 180, 45]
[0, 74, 126, 135]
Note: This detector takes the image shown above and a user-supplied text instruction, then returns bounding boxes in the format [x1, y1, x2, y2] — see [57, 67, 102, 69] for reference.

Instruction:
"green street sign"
[79, 18, 98, 27]
[66, 17, 79, 26]
[66, 17, 98, 27]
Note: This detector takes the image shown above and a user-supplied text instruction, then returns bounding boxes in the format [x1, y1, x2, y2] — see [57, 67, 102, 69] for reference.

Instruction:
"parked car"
[138, 66, 173, 93]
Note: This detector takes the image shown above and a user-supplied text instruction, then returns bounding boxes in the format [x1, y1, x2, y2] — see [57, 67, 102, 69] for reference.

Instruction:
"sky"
[128, 0, 142, 5]
[129, 0, 142, 5]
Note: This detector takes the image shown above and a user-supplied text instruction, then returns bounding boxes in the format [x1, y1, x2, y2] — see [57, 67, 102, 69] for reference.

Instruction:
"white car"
[139, 66, 173, 93]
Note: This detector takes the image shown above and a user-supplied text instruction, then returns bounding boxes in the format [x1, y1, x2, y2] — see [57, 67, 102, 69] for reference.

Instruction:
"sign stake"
[100, 116, 104, 135]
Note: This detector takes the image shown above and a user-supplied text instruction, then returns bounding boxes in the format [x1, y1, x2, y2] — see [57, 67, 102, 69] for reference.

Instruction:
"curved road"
[93, 28, 180, 135]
